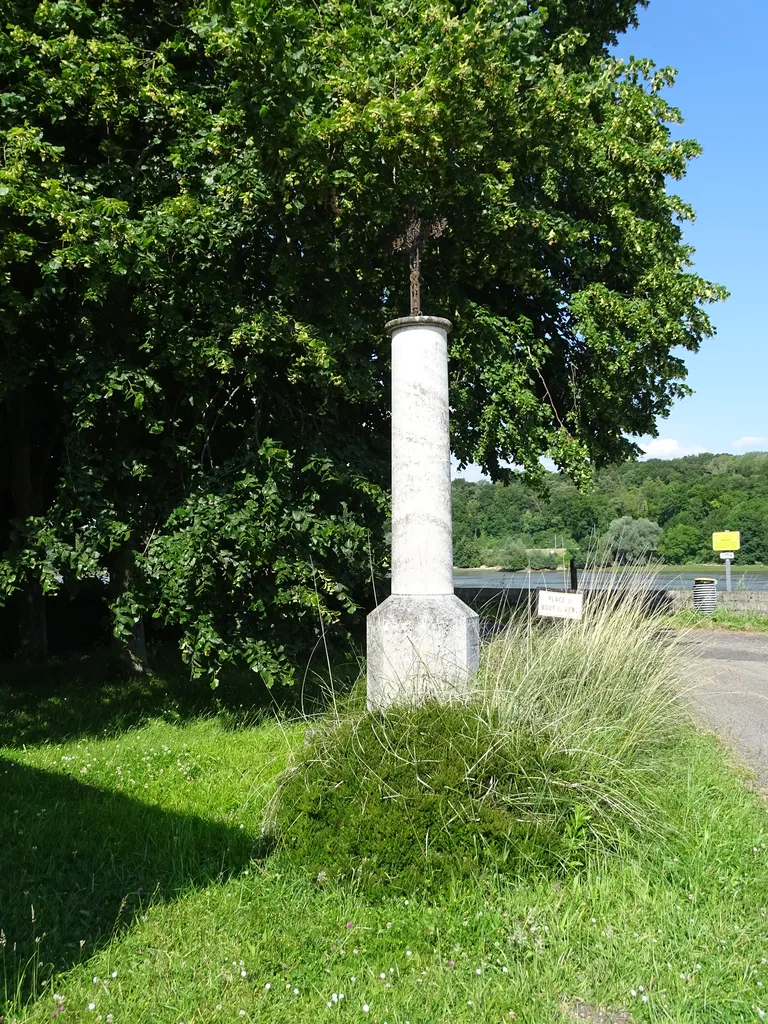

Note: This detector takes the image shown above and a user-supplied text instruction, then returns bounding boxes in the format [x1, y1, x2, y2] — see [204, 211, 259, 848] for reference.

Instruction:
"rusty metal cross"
[392, 206, 447, 316]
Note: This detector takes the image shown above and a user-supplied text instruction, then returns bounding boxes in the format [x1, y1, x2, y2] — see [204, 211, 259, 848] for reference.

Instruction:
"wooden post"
[569, 558, 578, 594]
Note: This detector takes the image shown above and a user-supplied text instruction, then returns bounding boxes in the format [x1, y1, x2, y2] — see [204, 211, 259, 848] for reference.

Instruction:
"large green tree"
[0, 0, 724, 681]
[602, 515, 662, 564]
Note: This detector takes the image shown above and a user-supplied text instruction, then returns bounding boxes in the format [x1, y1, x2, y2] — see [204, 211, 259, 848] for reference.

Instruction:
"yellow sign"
[713, 531, 740, 552]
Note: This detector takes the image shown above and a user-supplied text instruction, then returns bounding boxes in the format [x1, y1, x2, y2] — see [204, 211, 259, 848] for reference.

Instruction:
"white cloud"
[640, 438, 707, 460]
[731, 436, 768, 450]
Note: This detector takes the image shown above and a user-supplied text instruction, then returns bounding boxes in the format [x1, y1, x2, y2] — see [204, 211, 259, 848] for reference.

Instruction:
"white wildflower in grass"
[93, 977, 99, 984]
[406, 950, 412, 957]
[239, 1011, 246, 1018]
[293, 988, 299, 995]
[363, 1004, 370, 1013]
[241, 970, 247, 978]
[379, 973, 386, 980]
[264, 983, 271, 991]
[111, 972, 117, 979]
[88, 1003, 96, 1011]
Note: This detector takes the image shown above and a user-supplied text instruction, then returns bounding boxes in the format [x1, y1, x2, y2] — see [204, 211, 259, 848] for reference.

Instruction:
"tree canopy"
[0, 0, 724, 681]
[602, 516, 662, 564]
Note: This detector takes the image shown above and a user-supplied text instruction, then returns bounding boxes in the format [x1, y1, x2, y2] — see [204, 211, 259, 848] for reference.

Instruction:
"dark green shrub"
[499, 543, 528, 571]
[527, 549, 558, 570]
[269, 703, 600, 896]
[453, 534, 482, 568]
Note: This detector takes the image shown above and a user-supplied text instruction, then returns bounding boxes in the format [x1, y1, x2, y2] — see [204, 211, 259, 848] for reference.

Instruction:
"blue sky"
[615, 0, 768, 459]
[456, 0, 767, 479]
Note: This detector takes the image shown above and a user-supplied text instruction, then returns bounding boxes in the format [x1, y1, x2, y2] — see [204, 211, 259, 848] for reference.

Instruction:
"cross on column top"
[392, 206, 447, 316]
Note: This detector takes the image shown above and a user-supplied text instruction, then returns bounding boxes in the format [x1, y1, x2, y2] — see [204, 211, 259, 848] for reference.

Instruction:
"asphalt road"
[687, 631, 768, 784]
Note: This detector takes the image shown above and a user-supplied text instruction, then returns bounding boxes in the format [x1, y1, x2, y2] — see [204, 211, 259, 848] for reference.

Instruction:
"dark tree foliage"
[1, 0, 723, 682]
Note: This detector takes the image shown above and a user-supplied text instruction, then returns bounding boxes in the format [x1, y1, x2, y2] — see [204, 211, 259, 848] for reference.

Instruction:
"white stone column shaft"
[366, 315, 479, 710]
[390, 317, 454, 596]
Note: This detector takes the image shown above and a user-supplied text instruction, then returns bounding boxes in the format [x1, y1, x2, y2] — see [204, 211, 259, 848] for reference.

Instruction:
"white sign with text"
[537, 590, 584, 621]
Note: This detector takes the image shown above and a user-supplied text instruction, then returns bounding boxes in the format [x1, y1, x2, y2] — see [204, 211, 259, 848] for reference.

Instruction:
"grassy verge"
[2, 710, 767, 1023]
[650, 564, 768, 575]
[2, 605, 768, 1023]
[667, 608, 768, 633]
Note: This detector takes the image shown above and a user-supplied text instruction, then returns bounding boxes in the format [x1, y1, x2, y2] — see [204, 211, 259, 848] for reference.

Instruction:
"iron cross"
[392, 207, 447, 316]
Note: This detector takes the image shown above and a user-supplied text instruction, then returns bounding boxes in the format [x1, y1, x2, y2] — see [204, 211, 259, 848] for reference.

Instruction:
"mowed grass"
[667, 608, 768, 634]
[2, 652, 768, 1022]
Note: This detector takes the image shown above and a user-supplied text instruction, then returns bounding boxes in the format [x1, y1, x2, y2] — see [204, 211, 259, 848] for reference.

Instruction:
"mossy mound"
[270, 702, 605, 896]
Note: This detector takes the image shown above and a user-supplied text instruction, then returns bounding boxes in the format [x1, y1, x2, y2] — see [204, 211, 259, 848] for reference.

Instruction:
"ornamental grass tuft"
[268, 569, 692, 895]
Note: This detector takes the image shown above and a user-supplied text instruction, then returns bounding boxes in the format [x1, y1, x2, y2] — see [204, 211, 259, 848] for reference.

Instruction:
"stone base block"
[366, 594, 480, 710]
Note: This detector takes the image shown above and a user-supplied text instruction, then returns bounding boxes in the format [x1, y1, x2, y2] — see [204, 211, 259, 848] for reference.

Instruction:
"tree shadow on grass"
[0, 757, 271, 1009]
[0, 644, 362, 749]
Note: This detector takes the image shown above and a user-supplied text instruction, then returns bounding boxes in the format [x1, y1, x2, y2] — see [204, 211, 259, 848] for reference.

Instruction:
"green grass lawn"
[667, 609, 768, 633]
[2, 665, 768, 1024]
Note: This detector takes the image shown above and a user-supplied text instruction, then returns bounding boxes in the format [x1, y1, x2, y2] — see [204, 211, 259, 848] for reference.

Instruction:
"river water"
[454, 568, 768, 592]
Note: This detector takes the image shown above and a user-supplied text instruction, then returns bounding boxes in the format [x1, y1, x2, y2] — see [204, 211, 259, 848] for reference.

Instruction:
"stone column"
[367, 315, 480, 709]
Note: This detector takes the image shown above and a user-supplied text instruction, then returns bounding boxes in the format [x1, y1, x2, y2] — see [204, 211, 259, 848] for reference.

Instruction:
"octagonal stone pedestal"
[367, 594, 479, 711]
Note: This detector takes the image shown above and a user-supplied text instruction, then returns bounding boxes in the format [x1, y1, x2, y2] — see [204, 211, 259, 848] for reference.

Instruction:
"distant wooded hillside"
[452, 452, 768, 568]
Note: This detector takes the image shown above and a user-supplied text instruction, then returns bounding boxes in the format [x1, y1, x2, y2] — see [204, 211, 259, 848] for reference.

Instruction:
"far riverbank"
[454, 566, 768, 592]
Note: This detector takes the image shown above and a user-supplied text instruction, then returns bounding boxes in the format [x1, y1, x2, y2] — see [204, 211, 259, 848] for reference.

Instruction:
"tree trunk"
[16, 579, 48, 660]
[110, 616, 149, 675]
[8, 391, 48, 660]
[108, 547, 150, 675]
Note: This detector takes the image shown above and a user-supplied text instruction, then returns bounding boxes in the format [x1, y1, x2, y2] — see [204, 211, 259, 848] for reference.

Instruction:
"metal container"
[692, 577, 717, 613]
